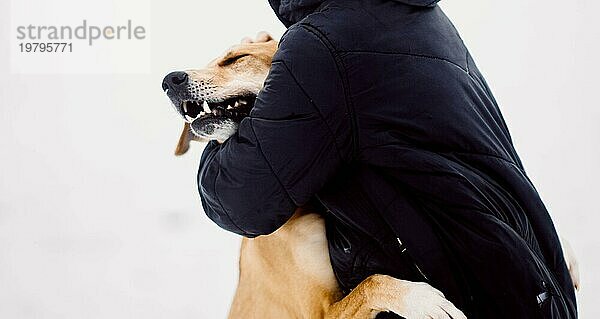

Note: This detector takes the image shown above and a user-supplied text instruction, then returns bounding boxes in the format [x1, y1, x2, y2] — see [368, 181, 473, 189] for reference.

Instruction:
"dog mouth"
[177, 95, 256, 124]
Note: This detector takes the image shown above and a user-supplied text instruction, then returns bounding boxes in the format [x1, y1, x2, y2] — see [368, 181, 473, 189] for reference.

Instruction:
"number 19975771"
[18, 42, 73, 53]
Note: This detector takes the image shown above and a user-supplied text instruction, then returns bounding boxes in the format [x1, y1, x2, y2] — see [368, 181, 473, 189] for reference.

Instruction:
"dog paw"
[395, 281, 466, 319]
[561, 237, 580, 291]
[366, 275, 467, 319]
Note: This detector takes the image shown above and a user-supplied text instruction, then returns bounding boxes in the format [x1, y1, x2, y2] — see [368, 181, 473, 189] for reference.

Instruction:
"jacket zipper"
[396, 237, 429, 281]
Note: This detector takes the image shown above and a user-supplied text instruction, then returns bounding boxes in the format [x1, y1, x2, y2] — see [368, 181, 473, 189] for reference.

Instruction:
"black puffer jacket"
[198, 0, 577, 317]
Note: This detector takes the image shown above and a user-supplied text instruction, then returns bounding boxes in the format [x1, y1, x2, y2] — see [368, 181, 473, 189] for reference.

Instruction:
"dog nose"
[162, 71, 189, 91]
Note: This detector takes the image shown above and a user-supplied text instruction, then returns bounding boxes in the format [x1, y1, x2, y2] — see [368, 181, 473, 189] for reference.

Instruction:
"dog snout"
[162, 71, 189, 92]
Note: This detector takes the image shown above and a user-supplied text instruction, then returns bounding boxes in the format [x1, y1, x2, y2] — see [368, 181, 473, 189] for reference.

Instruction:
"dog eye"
[220, 54, 251, 66]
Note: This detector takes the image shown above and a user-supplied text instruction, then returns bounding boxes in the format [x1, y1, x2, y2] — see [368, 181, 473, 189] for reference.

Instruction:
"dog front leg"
[325, 274, 466, 319]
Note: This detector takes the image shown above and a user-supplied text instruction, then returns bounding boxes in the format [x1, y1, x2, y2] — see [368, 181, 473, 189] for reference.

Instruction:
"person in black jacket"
[197, 0, 577, 317]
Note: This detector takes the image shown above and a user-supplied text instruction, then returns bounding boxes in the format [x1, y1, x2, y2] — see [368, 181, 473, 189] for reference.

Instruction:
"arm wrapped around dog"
[198, 26, 353, 237]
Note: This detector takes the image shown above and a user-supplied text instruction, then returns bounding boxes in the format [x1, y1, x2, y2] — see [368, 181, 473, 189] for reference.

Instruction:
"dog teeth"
[227, 106, 233, 110]
[183, 101, 188, 114]
[185, 114, 194, 122]
[200, 111, 206, 116]
[234, 101, 240, 108]
[202, 100, 211, 113]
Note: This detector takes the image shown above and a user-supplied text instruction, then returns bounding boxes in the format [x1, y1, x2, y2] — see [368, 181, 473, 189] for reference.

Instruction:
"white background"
[0, 0, 598, 318]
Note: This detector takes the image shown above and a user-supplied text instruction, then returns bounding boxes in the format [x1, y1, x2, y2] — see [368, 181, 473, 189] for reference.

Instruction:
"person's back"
[198, 0, 577, 317]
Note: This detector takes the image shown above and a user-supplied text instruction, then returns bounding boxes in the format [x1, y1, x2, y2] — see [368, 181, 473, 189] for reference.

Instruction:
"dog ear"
[174, 122, 196, 156]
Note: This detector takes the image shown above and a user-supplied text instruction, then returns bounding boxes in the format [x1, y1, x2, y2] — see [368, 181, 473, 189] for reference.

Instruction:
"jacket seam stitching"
[273, 59, 345, 162]
[450, 150, 522, 172]
[247, 118, 298, 207]
[340, 50, 468, 73]
[207, 146, 248, 235]
[213, 167, 247, 235]
[299, 23, 359, 160]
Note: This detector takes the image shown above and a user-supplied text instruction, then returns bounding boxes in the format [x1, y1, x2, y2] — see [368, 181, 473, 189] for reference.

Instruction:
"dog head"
[162, 32, 278, 155]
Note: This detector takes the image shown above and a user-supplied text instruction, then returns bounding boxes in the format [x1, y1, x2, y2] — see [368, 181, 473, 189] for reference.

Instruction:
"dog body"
[229, 210, 463, 319]
[229, 211, 340, 318]
[162, 33, 578, 319]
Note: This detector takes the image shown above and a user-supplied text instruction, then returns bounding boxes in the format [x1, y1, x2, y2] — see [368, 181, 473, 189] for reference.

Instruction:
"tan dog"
[162, 32, 579, 319]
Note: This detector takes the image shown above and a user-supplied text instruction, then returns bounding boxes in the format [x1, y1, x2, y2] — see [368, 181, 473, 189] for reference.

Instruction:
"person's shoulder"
[291, 2, 468, 70]
[274, 23, 334, 64]
[292, 3, 356, 52]
[275, 0, 369, 55]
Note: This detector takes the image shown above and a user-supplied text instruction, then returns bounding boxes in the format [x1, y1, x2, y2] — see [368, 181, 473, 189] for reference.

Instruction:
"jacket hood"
[268, 0, 441, 27]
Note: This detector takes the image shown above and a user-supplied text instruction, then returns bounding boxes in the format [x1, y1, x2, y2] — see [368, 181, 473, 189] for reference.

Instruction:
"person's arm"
[198, 26, 353, 237]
